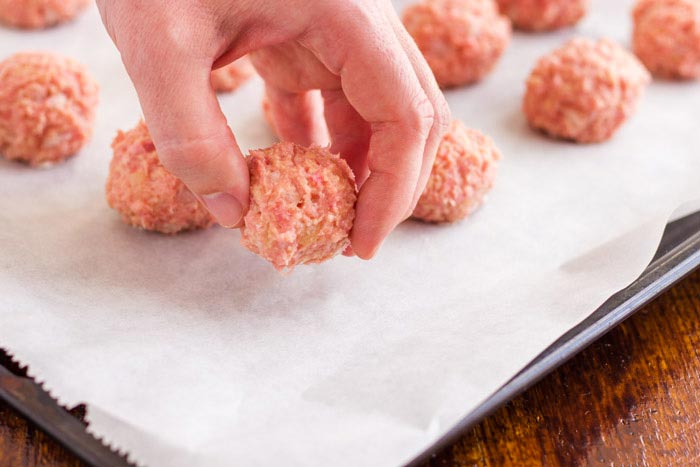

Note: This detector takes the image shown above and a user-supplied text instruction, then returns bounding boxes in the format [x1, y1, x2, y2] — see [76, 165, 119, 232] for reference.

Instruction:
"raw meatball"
[0, 0, 90, 29]
[633, 0, 700, 80]
[496, 0, 588, 31]
[403, 0, 511, 87]
[523, 38, 651, 143]
[0, 52, 98, 166]
[241, 142, 357, 271]
[413, 120, 501, 223]
[211, 57, 256, 93]
[106, 121, 215, 234]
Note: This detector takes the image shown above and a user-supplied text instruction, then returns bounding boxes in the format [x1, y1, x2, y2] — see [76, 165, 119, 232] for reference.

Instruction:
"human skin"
[96, 0, 451, 259]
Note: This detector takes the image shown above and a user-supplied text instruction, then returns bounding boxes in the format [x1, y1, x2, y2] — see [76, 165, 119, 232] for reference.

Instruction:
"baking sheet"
[407, 209, 700, 465]
[1, 1, 700, 466]
[3, 211, 700, 467]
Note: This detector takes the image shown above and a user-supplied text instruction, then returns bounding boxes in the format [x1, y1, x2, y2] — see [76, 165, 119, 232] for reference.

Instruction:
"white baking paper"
[1, 1, 699, 465]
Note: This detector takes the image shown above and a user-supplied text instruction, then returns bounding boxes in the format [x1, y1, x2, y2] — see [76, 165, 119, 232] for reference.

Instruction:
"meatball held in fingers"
[97, 0, 450, 258]
[241, 142, 357, 272]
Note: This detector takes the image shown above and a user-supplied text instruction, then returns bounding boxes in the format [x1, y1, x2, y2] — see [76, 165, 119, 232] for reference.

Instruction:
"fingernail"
[201, 192, 244, 228]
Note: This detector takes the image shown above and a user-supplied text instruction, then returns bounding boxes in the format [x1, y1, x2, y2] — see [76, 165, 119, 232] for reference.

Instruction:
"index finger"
[304, 3, 435, 259]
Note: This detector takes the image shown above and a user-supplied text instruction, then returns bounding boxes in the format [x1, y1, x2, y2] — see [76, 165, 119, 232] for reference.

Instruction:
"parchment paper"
[1, 1, 700, 465]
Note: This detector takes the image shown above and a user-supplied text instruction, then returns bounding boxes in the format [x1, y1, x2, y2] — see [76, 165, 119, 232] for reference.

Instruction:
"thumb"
[127, 57, 249, 228]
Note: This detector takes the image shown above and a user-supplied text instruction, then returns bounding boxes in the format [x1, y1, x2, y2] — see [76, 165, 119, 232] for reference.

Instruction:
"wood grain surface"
[3, 268, 700, 467]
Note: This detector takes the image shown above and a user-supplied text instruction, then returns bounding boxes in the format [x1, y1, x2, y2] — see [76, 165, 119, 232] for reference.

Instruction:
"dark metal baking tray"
[407, 209, 700, 466]
[2, 211, 700, 467]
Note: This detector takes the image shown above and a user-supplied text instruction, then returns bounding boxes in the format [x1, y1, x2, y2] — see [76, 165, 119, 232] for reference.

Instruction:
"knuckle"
[434, 96, 452, 135]
[404, 92, 435, 136]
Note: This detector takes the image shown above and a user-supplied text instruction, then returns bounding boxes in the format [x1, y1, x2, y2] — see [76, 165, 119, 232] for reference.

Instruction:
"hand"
[97, 0, 450, 259]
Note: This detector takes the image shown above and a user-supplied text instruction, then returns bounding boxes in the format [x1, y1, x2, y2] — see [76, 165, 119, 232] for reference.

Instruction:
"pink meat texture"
[0, 51, 98, 166]
[523, 38, 651, 143]
[633, 0, 700, 80]
[496, 0, 589, 31]
[105, 121, 215, 234]
[413, 120, 501, 223]
[210, 56, 256, 93]
[241, 142, 357, 272]
[403, 0, 511, 87]
[0, 0, 90, 29]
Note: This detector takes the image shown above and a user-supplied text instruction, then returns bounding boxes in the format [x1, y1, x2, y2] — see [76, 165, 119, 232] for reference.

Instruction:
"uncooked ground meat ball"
[241, 142, 357, 271]
[211, 56, 256, 93]
[496, 0, 589, 31]
[523, 38, 651, 143]
[633, 0, 700, 80]
[0, 0, 90, 29]
[0, 52, 98, 166]
[403, 0, 511, 87]
[105, 121, 215, 234]
[413, 120, 501, 223]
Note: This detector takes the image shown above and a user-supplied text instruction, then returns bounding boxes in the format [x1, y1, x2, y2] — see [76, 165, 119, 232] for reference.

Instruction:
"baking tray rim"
[405, 210, 700, 466]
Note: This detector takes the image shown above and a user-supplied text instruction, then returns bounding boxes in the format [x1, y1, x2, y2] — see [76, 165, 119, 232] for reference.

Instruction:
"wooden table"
[3, 269, 700, 467]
